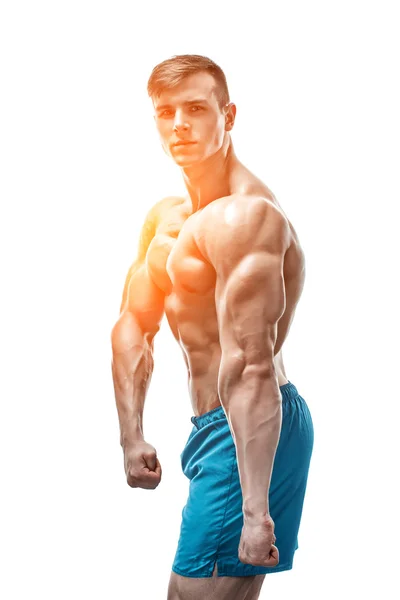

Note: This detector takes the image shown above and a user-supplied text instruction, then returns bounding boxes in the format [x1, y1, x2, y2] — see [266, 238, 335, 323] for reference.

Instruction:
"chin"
[172, 154, 203, 167]
[173, 149, 213, 167]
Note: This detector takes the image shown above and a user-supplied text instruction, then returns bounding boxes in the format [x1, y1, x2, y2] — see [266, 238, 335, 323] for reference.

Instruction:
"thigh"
[167, 565, 266, 600]
[173, 421, 238, 578]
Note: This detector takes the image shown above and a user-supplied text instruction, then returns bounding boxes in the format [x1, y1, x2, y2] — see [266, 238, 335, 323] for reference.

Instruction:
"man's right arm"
[111, 204, 165, 450]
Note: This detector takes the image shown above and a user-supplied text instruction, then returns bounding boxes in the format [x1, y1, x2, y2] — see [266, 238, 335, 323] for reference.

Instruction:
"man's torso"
[143, 182, 305, 416]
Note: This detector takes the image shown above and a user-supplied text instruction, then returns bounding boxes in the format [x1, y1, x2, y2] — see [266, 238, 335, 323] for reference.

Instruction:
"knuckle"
[127, 470, 140, 487]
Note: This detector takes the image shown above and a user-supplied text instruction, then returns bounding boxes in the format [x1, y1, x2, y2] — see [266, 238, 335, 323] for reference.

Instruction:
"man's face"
[153, 72, 230, 167]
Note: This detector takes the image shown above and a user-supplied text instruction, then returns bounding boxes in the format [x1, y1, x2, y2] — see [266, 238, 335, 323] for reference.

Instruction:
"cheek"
[198, 115, 219, 138]
[156, 122, 171, 140]
[208, 118, 225, 146]
[155, 126, 172, 155]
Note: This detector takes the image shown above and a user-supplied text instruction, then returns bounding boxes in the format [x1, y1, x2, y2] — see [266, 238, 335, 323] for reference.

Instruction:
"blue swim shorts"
[171, 381, 314, 578]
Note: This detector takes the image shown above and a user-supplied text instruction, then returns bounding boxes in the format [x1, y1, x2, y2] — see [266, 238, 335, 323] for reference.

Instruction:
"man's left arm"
[212, 199, 290, 527]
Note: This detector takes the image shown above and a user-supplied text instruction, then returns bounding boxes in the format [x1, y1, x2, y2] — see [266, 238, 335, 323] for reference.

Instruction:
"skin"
[111, 71, 306, 599]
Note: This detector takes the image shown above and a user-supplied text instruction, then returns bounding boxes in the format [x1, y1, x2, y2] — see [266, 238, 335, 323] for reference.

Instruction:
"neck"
[181, 135, 238, 212]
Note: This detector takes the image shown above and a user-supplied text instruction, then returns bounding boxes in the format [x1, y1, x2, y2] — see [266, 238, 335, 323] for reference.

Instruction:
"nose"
[173, 110, 189, 132]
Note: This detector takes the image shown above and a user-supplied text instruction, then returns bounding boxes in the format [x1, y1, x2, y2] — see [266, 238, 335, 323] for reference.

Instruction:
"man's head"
[147, 55, 236, 167]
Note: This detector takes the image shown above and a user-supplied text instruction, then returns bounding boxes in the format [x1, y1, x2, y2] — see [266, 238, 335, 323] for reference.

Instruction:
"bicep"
[124, 263, 165, 336]
[112, 265, 164, 356]
[119, 205, 165, 334]
[120, 207, 157, 306]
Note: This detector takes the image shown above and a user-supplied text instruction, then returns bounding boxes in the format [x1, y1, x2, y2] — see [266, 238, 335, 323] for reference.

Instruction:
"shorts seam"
[172, 566, 213, 578]
[210, 445, 237, 575]
[218, 562, 293, 576]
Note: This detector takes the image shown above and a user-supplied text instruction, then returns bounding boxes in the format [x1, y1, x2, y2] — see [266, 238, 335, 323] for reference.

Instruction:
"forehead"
[154, 72, 219, 107]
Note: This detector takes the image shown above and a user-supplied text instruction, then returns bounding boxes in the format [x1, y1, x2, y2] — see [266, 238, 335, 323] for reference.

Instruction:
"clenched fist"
[239, 516, 279, 567]
[123, 441, 162, 489]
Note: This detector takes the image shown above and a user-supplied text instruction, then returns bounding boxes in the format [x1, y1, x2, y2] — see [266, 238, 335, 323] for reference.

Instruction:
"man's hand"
[123, 441, 162, 489]
[238, 516, 279, 567]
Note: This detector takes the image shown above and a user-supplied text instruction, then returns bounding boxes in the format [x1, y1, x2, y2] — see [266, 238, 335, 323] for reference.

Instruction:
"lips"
[173, 141, 196, 147]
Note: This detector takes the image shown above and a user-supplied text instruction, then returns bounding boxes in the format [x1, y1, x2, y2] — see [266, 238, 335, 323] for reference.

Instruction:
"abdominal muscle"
[163, 281, 289, 418]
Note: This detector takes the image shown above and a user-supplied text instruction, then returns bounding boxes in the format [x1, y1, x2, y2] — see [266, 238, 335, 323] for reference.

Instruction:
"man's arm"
[211, 198, 290, 521]
[111, 204, 165, 449]
[119, 204, 158, 314]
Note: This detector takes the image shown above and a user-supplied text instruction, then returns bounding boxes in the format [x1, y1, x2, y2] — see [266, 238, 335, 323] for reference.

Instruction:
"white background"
[1, 1, 399, 598]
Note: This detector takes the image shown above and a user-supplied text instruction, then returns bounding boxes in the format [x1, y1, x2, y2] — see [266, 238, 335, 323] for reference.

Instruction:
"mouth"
[172, 141, 197, 148]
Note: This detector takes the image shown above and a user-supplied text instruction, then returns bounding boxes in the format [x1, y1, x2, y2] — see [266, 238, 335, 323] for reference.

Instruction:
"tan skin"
[111, 72, 305, 599]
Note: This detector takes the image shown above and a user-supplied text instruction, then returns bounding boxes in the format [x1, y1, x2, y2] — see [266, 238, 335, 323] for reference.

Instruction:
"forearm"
[111, 314, 155, 448]
[219, 365, 282, 521]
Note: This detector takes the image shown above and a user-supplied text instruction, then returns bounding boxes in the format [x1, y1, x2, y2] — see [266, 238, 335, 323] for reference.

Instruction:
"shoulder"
[201, 195, 291, 268]
[138, 196, 185, 240]
[148, 195, 187, 223]
[136, 196, 184, 261]
[225, 193, 286, 222]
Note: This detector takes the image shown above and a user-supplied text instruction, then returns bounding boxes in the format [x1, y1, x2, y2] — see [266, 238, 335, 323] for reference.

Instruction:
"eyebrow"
[155, 99, 209, 112]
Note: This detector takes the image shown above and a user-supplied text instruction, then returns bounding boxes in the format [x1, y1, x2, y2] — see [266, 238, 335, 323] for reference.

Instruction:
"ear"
[224, 103, 236, 132]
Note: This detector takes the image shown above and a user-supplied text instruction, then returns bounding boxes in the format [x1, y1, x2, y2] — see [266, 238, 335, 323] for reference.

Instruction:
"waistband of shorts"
[190, 381, 299, 430]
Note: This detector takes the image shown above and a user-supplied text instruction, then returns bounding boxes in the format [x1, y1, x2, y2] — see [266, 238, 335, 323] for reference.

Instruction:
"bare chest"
[146, 204, 216, 297]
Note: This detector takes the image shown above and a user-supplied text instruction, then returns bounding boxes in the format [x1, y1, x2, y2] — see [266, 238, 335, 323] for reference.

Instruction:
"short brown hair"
[147, 54, 230, 109]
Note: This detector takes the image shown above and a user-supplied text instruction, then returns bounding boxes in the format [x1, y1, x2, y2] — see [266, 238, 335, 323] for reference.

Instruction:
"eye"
[190, 106, 203, 112]
[159, 110, 173, 118]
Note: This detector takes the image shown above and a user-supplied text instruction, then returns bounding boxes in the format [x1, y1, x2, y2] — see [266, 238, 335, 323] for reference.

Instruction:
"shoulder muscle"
[211, 197, 290, 277]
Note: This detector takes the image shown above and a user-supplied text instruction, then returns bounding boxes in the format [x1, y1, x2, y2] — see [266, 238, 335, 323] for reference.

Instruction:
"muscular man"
[111, 55, 314, 600]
